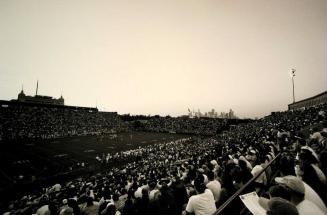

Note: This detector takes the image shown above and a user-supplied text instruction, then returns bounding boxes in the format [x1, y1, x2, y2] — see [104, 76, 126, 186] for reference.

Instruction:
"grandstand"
[288, 91, 327, 110]
[0, 100, 248, 141]
[0, 100, 122, 140]
[0, 92, 326, 215]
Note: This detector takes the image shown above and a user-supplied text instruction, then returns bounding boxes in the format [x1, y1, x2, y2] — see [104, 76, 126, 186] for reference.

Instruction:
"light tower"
[291, 69, 296, 103]
[35, 80, 39, 96]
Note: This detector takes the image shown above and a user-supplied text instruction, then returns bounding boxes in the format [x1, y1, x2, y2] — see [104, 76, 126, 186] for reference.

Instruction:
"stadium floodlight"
[290, 68, 296, 103]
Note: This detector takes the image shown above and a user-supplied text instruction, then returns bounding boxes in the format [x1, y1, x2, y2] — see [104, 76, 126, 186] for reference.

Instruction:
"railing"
[213, 153, 281, 215]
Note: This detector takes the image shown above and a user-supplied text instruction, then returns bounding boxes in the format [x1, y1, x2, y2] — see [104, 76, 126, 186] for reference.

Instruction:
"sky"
[0, 0, 326, 118]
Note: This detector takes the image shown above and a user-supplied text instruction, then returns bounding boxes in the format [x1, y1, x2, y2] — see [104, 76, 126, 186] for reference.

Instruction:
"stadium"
[0, 88, 327, 215]
[1, 1, 327, 215]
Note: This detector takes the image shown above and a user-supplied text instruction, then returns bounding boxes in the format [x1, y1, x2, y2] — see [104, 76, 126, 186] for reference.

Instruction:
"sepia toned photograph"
[0, 0, 326, 215]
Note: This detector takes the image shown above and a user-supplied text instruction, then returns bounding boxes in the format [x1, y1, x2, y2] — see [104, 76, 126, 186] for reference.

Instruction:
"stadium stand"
[0, 101, 124, 140]
[0, 100, 247, 140]
[0, 101, 327, 215]
[130, 116, 229, 135]
[288, 91, 327, 110]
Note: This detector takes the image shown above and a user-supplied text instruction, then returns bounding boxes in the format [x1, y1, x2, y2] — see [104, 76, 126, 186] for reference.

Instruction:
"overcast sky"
[0, 0, 326, 118]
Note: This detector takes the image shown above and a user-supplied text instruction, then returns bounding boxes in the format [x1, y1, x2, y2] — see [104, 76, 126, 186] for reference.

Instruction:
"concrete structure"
[288, 91, 327, 110]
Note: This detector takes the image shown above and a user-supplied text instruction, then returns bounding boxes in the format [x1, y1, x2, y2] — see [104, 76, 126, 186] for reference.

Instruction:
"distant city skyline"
[187, 107, 236, 119]
[1, 0, 327, 118]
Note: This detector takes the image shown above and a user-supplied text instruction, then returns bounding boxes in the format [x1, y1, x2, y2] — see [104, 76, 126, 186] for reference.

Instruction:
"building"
[288, 91, 327, 110]
[13, 82, 64, 106]
[188, 108, 236, 119]
[16, 89, 64, 105]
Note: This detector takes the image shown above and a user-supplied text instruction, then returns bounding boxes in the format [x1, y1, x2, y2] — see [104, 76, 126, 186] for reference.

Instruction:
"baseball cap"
[274, 175, 305, 195]
[258, 197, 299, 215]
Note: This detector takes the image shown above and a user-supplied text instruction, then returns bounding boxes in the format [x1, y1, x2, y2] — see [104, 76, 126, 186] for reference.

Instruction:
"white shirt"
[296, 199, 325, 215]
[239, 156, 253, 170]
[203, 174, 209, 185]
[303, 181, 327, 214]
[206, 180, 221, 202]
[251, 165, 267, 185]
[149, 189, 159, 201]
[134, 185, 148, 198]
[36, 205, 50, 215]
[311, 164, 327, 185]
[186, 189, 216, 215]
[52, 183, 61, 192]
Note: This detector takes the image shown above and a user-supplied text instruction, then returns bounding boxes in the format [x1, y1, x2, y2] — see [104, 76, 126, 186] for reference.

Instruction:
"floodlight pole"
[291, 69, 296, 103]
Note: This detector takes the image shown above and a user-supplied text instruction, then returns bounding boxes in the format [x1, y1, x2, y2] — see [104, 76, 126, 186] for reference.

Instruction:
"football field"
[0, 132, 191, 194]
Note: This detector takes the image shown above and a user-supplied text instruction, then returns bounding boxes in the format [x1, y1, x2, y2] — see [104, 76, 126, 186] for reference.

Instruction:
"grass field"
[0, 132, 191, 193]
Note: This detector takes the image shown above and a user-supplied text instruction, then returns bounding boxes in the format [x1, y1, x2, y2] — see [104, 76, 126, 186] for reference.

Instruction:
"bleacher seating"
[0, 102, 326, 215]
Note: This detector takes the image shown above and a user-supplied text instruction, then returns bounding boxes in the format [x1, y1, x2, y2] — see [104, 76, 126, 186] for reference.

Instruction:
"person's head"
[268, 185, 291, 201]
[141, 188, 149, 198]
[172, 173, 181, 182]
[48, 200, 59, 214]
[312, 127, 320, 133]
[196, 168, 205, 178]
[279, 155, 295, 176]
[127, 189, 135, 199]
[194, 176, 206, 194]
[299, 150, 318, 164]
[38, 194, 49, 206]
[86, 196, 94, 206]
[238, 159, 247, 170]
[105, 203, 116, 215]
[207, 171, 215, 181]
[231, 167, 243, 189]
[259, 197, 299, 215]
[67, 198, 78, 208]
[121, 188, 127, 195]
[159, 182, 170, 196]
[112, 193, 119, 202]
[148, 180, 156, 190]
[103, 189, 111, 200]
[274, 176, 305, 204]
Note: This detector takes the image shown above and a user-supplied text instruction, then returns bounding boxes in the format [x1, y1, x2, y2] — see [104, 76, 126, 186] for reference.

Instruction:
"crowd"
[1, 103, 327, 215]
[135, 117, 228, 135]
[213, 103, 327, 214]
[0, 105, 124, 140]
[1, 104, 238, 140]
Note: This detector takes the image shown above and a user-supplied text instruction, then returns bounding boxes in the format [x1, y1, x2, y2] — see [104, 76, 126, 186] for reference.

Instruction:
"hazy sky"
[1, 0, 326, 118]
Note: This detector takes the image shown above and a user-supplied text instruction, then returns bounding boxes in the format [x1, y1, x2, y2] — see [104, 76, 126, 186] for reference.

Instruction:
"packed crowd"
[0, 104, 238, 141]
[0, 105, 125, 140]
[213, 104, 327, 214]
[2, 102, 326, 215]
[137, 117, 228, 135]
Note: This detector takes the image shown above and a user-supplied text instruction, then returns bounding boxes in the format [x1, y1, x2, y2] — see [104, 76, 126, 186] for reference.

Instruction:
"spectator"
[185, 177, 216, 215]
[258, 197, 299, 215]
[206, 171, 221, 203]
[274, 176, 325, 215]
[135, 188, 149, 215]
[81, 197, 99, 215]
